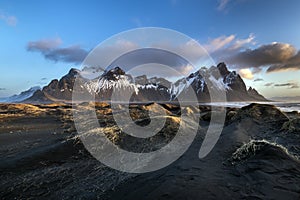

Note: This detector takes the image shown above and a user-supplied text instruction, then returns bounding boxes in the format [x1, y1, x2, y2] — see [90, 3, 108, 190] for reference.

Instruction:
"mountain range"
[0, 86, 41, 103]
[2, 63, 268, 103]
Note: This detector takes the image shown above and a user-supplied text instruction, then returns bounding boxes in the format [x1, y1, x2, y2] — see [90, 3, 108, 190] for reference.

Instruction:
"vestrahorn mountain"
[18, 62, 268, 103]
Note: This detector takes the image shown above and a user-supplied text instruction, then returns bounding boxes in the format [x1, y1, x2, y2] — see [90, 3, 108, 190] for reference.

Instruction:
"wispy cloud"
[264, 81, 299, 89]
[0, 12, 17, 26]
[253, 78, 263, 82]
[217, 0, 230, 11]
[206, 34, 255, 53]
[229, 33, 256, 50]
[274, 82, 299, 89]
[27, 38, 89, 64]
[204, 33, 255, 65]
[264, 82, 274, 87]
[204, 34, 236, 52]
[36, 77, 48, 85]
[0, 88, 6, 91]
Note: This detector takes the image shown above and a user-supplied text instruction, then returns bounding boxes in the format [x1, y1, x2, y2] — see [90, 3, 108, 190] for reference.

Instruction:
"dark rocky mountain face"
[170, 62, 267, 102]
[43, 68, 80, 101]
[247, 87, 267, 101]
[24, 63, 268, 103]
[23, 90, 54, 104]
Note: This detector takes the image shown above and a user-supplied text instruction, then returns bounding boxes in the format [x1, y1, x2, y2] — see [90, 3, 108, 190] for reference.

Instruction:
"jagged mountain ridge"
[169, 63, 264, 102]
[23, 63, 268, 103]
[84, 66, 171, 102]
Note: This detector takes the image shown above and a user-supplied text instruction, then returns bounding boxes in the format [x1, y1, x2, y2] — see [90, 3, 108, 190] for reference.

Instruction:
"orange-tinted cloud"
[238, 68, 254, 80]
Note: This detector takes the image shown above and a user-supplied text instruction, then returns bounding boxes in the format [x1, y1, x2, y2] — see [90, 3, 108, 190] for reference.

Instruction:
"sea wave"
[199, 102, 300, 112]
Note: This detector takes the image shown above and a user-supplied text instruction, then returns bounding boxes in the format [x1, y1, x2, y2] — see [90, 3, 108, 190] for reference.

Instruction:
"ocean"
[199, 101, 300, 112]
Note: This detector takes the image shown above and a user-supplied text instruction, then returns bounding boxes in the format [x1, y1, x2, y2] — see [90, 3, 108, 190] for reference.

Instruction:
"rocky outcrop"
[230, 103, 289, 124]
[281, 118, 300, 133]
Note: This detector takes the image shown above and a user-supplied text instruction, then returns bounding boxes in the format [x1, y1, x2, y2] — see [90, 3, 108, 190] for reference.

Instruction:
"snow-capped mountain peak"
[85, 67, 139, 95]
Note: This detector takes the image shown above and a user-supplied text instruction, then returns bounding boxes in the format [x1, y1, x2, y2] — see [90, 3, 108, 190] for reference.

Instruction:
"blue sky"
[1, 0, 300, 98]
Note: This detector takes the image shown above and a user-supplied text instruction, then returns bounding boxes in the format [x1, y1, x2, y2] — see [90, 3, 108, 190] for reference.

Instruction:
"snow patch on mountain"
[86, 74, 139, 94]
[208, 76, 230, 91]
[169, 77, 194, 99]
[224, 71, 238, 86]
[137, 84, 159, 90]
[169, 70, 206, 99]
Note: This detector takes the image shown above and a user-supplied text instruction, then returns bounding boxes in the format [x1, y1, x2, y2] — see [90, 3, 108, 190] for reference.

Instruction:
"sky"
[1, 0, 300, 99]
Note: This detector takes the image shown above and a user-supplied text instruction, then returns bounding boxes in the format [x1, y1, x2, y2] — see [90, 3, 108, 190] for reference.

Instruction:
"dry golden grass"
[0, 103, 46, 117]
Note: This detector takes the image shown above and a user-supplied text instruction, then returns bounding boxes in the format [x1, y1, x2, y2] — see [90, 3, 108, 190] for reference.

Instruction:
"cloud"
[0, 88, 6, 90]
[204, 34, 300, 73]
[204, 35, 235, 52]
[44, 45, 88, 63]
[27, 34, 256, 77]
[217, 0, 230, 11]
[28, 33, 300, 78]
[82, 39, 206, 79]
[264, 82, 273, 87]
[264, 81, 299, 89]
[27, 37, 193, 78]
[206, 34, 256, 62]
[107, 48, 194, 78]
[83, 39, 139, 70]
[27, 38, 62, 51]
[28, 32, 212, 76]
[229, 33, 256, 50]
[36, 77, 48, 85]
[150, 39, 204, 63]
[266, 51, 300, 73]
[253, 78, 263, 82]
[238, 68, 253, 79]
[27, 38, 89, 64]
[178, 64, 194, 76]
[226, 42, 296, 68]
[216, 41, 300, 73]
[0, 12, 17, 26]
[84, 35, 255, 78]
[274, 82, 299, 89]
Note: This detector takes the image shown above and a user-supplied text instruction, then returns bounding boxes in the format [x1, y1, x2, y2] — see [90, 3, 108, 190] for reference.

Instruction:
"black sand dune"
[0, 103, 300, 199]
